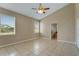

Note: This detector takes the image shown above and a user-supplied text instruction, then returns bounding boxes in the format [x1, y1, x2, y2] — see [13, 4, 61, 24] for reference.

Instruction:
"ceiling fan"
[32, 3, 50, 14]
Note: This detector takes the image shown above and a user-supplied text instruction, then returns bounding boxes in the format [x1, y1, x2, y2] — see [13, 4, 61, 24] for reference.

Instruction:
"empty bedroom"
[0, 3, 79, 56]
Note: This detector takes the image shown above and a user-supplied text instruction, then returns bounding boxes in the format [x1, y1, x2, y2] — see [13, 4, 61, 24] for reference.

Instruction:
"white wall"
[41, 4, 75, 43]
[0, 7, 39, 46]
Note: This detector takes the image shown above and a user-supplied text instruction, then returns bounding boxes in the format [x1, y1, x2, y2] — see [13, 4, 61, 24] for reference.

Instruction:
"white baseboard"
[40, 37, 76, 45]
[58, 40, 76, 45]
[0, 37, 38, 48]
[40, 36, 49, 39]
[41, 37, 76, 45]
[0, 37, 76, 48]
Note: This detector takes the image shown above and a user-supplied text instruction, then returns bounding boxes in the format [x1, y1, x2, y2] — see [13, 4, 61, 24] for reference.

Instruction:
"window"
[34, 20, 39, 33]
[40, 22, 43, 33]
[0, 14, 15, 35]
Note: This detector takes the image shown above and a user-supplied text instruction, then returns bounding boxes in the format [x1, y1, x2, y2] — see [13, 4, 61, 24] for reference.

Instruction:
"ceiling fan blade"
[44, 8, 50, 10]
[32, 8, 37, 10]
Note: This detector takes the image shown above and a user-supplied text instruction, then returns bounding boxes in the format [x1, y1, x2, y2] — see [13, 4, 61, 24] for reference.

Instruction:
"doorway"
[51, 24, 57, 40]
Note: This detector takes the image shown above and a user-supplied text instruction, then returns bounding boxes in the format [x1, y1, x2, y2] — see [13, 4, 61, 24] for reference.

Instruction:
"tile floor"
[0, 38, 79, 56]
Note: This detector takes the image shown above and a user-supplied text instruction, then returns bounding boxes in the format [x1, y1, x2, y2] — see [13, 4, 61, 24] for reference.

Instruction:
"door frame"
[50, 23, 58, 40]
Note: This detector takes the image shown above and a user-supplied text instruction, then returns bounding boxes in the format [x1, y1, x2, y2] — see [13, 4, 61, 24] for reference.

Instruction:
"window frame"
[0, 14, 16, 36]
[34, 20, 40, 34]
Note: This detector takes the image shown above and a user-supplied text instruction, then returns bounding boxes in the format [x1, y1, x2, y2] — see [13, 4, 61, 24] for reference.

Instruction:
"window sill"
[0, 32, 15, 36]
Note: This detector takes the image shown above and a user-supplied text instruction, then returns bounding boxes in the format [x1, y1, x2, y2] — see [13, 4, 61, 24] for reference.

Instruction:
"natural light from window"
[0, 14, 15, 35]
[34, 20, 39, 33]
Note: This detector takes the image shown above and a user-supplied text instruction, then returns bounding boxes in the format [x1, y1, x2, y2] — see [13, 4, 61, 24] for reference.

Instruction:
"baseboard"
[40, 36, 49, 39]
[40, 37, 76, 45]
[0, 37, 76, 48]
[58, 40, 76, 45]
[0, 37, 38, 48]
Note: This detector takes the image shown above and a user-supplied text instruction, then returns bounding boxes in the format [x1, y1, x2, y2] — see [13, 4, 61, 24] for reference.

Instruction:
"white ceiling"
[0, 3, 69, 20]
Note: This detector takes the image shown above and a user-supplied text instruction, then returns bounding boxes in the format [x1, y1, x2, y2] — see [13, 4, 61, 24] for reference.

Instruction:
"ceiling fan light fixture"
[37, 10, 43, 14]
[32, 3, 49, 14]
